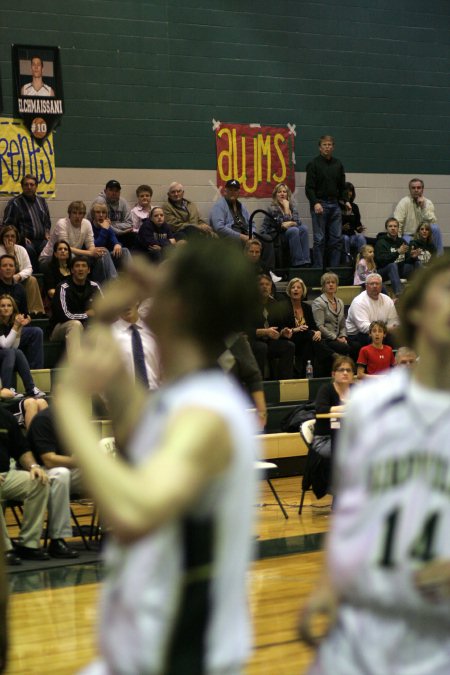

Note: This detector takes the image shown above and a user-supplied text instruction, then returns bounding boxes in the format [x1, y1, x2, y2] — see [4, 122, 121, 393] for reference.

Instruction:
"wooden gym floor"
[5, 477, 331, 674]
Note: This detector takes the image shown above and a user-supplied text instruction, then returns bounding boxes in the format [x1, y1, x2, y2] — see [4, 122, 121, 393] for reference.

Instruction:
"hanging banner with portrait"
[214, 121, 296, 197]
[0, 118, 56, 197]
[12, 44, 64, 144]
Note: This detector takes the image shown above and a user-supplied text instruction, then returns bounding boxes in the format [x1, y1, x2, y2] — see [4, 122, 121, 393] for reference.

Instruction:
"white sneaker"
[30, 387, 46, 398]
[9, 389, 24, 399]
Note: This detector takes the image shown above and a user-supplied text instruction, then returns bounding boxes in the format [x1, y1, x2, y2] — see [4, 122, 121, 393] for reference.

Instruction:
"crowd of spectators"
[0, 151, 441, 384]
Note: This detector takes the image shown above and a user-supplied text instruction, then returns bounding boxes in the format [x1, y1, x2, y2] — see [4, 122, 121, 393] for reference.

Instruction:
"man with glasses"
[3, 174, 51, 271]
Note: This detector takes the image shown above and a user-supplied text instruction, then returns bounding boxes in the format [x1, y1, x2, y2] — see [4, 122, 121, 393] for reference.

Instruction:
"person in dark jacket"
[136, 207, 176, 262]
[49, 256, 102, 359]
[90, 202, 131, 270]
[374, 217, 420, 297]
[341, 182, 367, 261]
[410, 222, 437, 267]
[305, 136, 351, 268]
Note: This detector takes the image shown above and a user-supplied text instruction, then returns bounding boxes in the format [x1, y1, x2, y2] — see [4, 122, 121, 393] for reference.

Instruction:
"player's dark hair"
[166, 239, 260, 360]
[396, 254, 450, 347]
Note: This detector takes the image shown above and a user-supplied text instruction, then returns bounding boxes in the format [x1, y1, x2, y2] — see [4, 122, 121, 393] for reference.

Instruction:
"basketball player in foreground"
[299, 254, 450, 674]
[54, 241, 260, 675]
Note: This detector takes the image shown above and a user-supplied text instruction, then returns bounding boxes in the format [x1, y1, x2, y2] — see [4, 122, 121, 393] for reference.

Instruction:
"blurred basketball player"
[55, 241, 260, 674]
[299, 255, 450, 674]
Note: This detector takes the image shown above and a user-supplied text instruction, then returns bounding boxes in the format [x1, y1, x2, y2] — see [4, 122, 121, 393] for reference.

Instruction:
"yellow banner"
[0, 117, 56, 197]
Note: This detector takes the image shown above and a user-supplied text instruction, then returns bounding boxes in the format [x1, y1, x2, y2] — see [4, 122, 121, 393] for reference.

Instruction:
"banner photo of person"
[12, 44, 64, 143]
[214, 121, 296, 197]
[0, 118, 56, 196]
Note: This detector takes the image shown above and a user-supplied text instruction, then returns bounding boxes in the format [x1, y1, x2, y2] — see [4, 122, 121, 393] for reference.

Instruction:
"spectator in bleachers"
[27, 407, 82, 559]
[2, 173, 51, 272]
[245, 239, 272, 277]
[281, 277, 330, 377]
[312, 272, 350, 366]
[356, 320, 395, 379]
[346, 272, 399, 357]
[0, 294, 45, 398]
[42, 240, 72, 304]
[210, 179, 250, 243]
[90, 202, 131, 270]
[305, 135, 349, 268]
[0, 406, 49, 566]
[162, 182, 214, 239]
[260, 183, 310, 269]
[40, 200, 117, 284]
[353, 243, 377, 286]
[49, 255, 102, 359]
[0, 226, 45, 316]
[131, 184, 153, 233]
[95, 179, 135, 248]
[341, 182, 366, 263]
[374, 217, 420, 297]
[0, 255, 43, 369]
[393, 177, 443, 254]
[395, 346, 417, 368]
[249, 273, 295, 379]
[409, 222, 437, 267]
[136, 207, 176, 263]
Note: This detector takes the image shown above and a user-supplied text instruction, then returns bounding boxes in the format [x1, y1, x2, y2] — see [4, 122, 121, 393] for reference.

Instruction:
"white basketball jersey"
[313, 368, 450, 675]
[96, 370, 259, 675]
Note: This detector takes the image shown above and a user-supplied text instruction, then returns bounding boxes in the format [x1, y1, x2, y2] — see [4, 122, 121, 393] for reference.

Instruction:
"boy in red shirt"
[357, 320, 395, 379]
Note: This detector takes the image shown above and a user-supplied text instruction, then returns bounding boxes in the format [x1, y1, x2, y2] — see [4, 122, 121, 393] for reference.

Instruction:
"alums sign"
[215, 122, 296, 197]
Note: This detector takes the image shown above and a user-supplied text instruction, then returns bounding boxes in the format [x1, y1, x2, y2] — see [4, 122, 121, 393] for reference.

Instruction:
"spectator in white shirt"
[393, 178, 443, 254]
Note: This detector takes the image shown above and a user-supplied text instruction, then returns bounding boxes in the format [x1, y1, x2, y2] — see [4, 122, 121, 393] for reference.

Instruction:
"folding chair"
[298, 419, 316, 514]
[254, 460, 288, 519]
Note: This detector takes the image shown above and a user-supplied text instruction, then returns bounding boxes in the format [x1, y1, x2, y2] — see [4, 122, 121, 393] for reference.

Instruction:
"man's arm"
[305, 161, 319, 207]
[40, 452, 77, 470]
[209, 201, 240, 240]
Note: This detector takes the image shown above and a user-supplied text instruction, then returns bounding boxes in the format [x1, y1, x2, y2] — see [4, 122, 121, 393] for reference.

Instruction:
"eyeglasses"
[335, 368, 352, 373]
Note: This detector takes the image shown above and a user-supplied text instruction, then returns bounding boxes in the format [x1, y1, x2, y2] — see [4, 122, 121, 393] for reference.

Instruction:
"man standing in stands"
[305, 135, 350, 268]
[0, 255, 44, 370]
[3, 174, 51, 271]
[95, 180, 134, 248]
[162, 182, 215, 239]
[394, 178, 443, 254]
[210, 179, 250, 243]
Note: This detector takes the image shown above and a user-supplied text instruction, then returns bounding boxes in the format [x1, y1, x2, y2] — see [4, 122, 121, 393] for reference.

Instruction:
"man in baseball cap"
[92, 179, 135, 247]
[210, 179, 250, 243]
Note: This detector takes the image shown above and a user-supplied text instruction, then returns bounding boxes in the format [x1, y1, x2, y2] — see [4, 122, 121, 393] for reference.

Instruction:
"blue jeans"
[343, 233, 366, 258]
[0, 348, 35, 391]
[311, 200, 343, 268]
[378, 261, 419, 295]
[18, 326, 44, 369]
[284, 225, 310, 265]
[90, 252, 118, 284]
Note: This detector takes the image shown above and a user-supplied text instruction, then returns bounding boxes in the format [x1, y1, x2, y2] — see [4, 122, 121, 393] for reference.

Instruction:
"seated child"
[136, 206, 176, 262]
[357, 320, 395, 379]
[131, 184, 154, 232]
[354, 244, 376, 285]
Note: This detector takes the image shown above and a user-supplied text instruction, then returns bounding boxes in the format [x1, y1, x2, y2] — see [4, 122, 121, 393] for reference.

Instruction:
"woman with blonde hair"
[261, 183, 310, 268]
[0, 294, 44, 397]
[312, 272, 350, 366]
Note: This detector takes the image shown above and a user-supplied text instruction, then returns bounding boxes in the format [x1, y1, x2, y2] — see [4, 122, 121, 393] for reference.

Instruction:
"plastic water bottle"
[305, 360, 314, 379]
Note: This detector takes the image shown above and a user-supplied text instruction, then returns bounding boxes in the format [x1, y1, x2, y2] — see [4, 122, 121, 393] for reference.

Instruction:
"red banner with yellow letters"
[215, 122, 296, 197]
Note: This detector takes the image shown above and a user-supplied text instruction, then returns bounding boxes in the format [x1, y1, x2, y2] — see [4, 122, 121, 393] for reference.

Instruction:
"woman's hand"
[277, 197, 291, 213]
[112, 244, 122, 258]
[280, 327, 293, 339]
[13, 273, 21, 283]
[312, 330, 322, 342]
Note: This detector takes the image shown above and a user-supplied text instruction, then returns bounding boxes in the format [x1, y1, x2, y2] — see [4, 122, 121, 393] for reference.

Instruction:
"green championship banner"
[0, 118, 56, 197]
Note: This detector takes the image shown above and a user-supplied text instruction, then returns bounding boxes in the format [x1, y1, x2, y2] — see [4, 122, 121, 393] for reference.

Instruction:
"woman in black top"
[43, 240, 72, 305]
